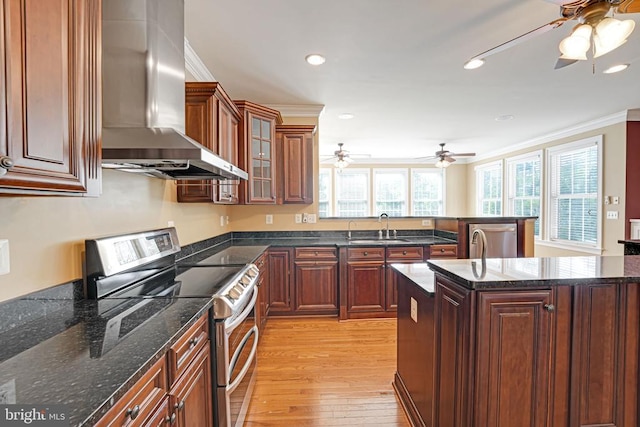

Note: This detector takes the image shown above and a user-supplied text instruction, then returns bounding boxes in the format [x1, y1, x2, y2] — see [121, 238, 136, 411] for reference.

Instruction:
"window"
[411, 169, 444, 216]
[476, 161, 503, 216]
[318, 169, 332, 218]
[335, 169, 370, 217]
[547, 137, 602, 248]
[374, 169, 407, 216]
[506, 152, 541, 237]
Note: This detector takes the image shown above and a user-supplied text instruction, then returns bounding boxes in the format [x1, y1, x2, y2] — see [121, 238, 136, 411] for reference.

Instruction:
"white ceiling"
[184, 0, 640, 163]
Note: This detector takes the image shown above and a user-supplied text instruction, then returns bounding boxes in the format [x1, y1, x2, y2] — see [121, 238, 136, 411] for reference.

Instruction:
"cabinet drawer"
[386, 246, 423, 261]
[295, 247, 338, 260]
[255, 252, 268, 271]
[430, 244, 458, 258]
[95, 357, 167, 427]
[347, 247, 385, 261]
[167, 315, 209, 386]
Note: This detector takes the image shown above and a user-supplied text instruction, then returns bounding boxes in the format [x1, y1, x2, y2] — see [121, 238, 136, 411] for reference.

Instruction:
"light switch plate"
[606, 211, 618, 219]
[0, 240, 9, 275]
[295, 214, 302, 223]
[410, 297, 418, 323]
[266, 214, 273, 224]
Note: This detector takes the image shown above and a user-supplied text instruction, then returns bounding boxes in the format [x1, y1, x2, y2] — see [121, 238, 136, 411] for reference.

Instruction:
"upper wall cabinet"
[178, 82, 241, 204]
[276, 124, 316, 204]
[234, 101, 282, 204]
[0, 0, 102, 196]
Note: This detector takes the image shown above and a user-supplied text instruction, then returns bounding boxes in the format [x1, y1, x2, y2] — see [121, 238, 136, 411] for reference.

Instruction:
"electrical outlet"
[167, 220, 175, 227]
[410, 297, 418, 323]
[226, 216, 229, 225]
[307, 214, 316, 224]
[613, 196, 620, 205]
[295, 214, 302, 224]
[422, 219, 433, 227]
[606, 211, 619, 219]
[266, 214, 273, 224]
[0, 240, 9, 276]
[220, 216, 225, 227]
[302, 213, 309, 223]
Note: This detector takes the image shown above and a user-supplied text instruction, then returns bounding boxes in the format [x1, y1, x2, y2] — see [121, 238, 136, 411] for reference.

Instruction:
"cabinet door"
[294, 260, 338, 313]
[217, 101, 239, 204]
[169, 345, 213, 427]
[346, 261, 385, 314]
[1, 0, 101, 196]
[267, 248, 292, 313]
[276, 125, 315, 204]
[385, 247, 423, 311]
[248, 112, 276, 203]
[474, 290, 553, 427]
[433, 276, 473, 427]
[570, 283, 638, 427]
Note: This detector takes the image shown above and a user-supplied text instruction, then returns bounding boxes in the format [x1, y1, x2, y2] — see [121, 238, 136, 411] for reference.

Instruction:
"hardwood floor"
[245, 317, 410, 426]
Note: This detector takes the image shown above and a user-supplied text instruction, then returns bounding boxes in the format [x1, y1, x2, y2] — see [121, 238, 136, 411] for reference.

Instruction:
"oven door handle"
[225, 286, 258, 333]
[228, 325, 259, 394]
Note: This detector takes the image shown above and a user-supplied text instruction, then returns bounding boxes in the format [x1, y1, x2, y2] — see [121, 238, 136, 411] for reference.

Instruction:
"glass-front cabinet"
[235, 101, 282, 204]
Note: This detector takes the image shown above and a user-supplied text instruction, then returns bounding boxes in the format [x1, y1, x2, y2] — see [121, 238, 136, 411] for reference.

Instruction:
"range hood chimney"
[101, 0, 247, 180]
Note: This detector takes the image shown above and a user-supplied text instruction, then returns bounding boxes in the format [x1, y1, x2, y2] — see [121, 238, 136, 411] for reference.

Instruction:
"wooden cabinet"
[1, 0, 101, 196]
[267, 248, 292, 313]
[385, 246, 423, 311]
[235, 101, 282, 204]
[255, 252, 269, 335]
[276, 125, 316, 204]
[293, 247, 338, 314]
[346, 247, 386, 317]
[428, 244, 458, 259]
[179, 82, 240, 203]
[96, 315, 213, 427]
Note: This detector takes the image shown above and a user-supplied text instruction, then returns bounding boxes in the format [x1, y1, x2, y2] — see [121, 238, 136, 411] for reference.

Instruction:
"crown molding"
[472, 109, 630, 163]
[264, 104, 325, 118]
[184, 38, 215, 82]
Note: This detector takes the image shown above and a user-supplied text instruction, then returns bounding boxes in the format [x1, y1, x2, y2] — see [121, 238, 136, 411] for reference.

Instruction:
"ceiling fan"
[320, 143, 370, 169]
[419, 143, 477, 168]
[464, 0, 639, 70]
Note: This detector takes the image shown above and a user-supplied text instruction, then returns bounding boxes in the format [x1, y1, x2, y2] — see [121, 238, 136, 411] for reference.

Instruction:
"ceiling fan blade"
[617, 0, 640, 13]
[554, 57, 579, 69]
[449, 152, 476, 157]
[467, 18, 567, 63]
[444, 156, 457, 164]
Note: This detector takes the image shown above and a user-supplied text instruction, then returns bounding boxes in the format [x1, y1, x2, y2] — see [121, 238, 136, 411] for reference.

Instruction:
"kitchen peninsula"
[392, 256, 640, 427]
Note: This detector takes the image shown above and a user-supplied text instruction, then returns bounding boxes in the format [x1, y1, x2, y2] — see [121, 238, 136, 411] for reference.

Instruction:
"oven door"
[215, 287, 259, 427]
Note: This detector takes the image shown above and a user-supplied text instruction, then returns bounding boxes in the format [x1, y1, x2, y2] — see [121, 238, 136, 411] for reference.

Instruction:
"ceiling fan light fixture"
[334, 158, 350, 169]
[558, 24, 591, 60]
[435, 158, 451, 168]
[463, 58, 485, 70]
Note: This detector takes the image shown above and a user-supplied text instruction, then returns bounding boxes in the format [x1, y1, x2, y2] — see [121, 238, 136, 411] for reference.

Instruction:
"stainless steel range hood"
[101, 0, 247, 181]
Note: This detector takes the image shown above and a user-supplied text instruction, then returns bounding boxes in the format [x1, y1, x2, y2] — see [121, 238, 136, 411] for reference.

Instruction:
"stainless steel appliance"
[101, 0, 248, 181]
[83, 228, 261, 427]
[468, 223, 518, 259]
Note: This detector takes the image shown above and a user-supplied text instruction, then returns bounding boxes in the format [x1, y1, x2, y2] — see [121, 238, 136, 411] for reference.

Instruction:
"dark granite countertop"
[427, 255, 640, 290]
[391, 263, 435, 295]
[0, 297, 212, 426]
[231, 235, 455, 247]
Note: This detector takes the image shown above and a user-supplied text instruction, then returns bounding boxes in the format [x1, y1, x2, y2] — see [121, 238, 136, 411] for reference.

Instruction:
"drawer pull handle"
[127, 405, 140, 420]
[544, 304, 555, 312]
[175, 400, 185, 411]
[315, 251, 318, 256]
[0, 156, 14, 177]
[189, 337, 199, 347]
[166, 413, 176, 424]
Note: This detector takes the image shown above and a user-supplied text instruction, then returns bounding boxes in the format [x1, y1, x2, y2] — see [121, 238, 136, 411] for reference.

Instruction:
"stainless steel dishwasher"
[468, 223, 517, 258]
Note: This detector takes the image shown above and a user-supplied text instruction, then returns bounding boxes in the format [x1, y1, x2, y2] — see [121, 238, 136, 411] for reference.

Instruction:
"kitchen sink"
[348, 239, 411, 245]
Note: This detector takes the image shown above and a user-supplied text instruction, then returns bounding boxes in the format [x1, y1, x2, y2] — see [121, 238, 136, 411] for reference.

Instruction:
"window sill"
[535, 240, 603, 255]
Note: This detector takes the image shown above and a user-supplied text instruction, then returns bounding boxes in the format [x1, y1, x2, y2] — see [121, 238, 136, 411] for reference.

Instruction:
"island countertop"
[426, 255, 640, 289]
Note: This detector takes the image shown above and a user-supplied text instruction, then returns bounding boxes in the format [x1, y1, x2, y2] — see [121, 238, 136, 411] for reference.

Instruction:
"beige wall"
[0, 170, 229, 302]
[465, 122, 627, 257]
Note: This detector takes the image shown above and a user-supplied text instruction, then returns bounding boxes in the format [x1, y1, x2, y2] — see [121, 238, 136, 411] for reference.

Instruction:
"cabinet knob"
[543, 303, 555, 312]
[189, 337, 199, 347]
[127, 405, 140, 420]
[440, 248, 445, 253]
[364, 251, 368, 256]
[402, 250, 407, 255]
[315, 251, 318, 256]
[0, 156, 14, 178]
[166, 413, 176, 425]
[175, 400, 185, 411]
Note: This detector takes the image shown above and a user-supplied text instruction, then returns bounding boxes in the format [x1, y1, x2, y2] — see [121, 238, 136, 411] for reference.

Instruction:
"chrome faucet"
[471, 229, 487, 262]
[379, 213, 390, 239]
[347, 220, 356, 240]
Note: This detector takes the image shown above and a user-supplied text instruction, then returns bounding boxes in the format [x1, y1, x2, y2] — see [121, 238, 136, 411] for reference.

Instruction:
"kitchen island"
[392, 257, 640, 427]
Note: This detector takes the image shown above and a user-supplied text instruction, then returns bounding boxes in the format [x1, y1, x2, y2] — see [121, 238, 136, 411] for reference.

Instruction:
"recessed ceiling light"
[603, 63, 629, 74]
[338, 113, 354, 120]
[305, 54, 326, 66]
[464, 58, 485, 70]
[495, 114, 515, 122]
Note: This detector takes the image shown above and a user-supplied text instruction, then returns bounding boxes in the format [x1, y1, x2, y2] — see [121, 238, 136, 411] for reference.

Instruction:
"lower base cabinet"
[96, 315, 213, 427]
[396, 275, 640, 427]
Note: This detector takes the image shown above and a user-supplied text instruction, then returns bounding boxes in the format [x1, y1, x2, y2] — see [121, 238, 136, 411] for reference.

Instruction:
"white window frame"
[373, 168, 409, 216]
[475, 160, 503, 216]
[318, 168, 333, 218]
[410, 168, 445, 216]
[506, 151, 542, 239]
[334, 168, 371, 217]
[544, 135, 603, 252]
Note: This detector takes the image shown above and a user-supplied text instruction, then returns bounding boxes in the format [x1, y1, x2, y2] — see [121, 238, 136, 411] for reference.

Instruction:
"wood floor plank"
[245, 317, 409, 426]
